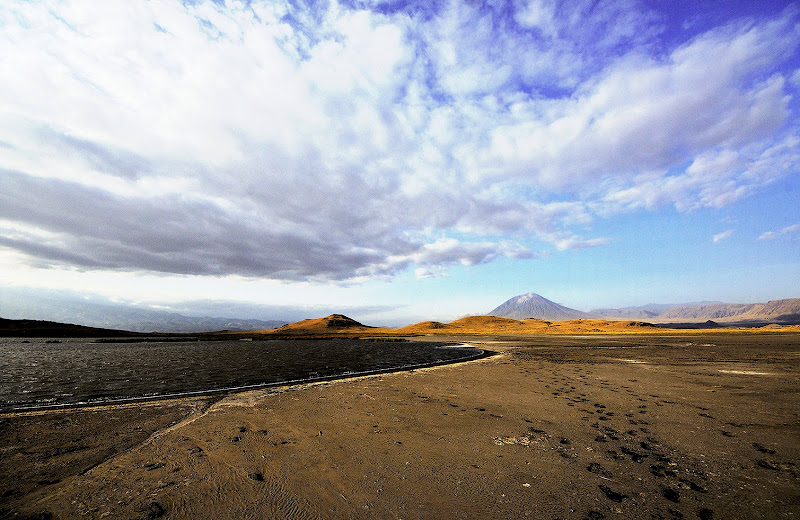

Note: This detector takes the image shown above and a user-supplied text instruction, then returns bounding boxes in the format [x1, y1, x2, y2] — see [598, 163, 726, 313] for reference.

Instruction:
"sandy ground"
[1, 333, 798, 520]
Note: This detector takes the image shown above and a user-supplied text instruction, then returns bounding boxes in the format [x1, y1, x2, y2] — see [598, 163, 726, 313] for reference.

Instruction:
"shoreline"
[0, 343, 490, 415]
[2, 332, 798, 519]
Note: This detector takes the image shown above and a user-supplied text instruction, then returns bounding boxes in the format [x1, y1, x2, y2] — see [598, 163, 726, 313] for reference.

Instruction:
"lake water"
[0, 338, 483, 412]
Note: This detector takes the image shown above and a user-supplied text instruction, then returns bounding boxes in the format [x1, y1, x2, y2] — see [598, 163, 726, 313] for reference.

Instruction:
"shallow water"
[0, 338, 482, 411]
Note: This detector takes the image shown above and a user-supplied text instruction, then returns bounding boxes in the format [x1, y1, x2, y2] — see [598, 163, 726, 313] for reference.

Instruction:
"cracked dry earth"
[1, 333, 798, 519]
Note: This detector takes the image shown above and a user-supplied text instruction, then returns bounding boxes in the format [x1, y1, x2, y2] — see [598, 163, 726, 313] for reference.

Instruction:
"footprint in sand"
[598, 484, 627, 502]
[649, 464, 677, 478]
[755, 459, 781, 471]
[606, 450, 625, 461]
[752, 442, 776, 455]
[587, 462, 612, 478]
[678, 478, 707, 493]
[619, 446, 647, 463]
[660, 485, 680, 503]
[138, 501, 166, 519]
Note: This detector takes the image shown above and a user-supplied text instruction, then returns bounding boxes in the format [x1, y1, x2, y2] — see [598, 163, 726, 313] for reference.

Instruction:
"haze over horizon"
[1, 0, 799, 326]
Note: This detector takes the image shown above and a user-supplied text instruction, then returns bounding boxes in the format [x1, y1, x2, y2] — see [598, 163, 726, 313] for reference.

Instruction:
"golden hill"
[265, 314, 670, 336]
[270, 314, 375, 335]
[253, 313, 800, 337]
[397, 315, 660, 335]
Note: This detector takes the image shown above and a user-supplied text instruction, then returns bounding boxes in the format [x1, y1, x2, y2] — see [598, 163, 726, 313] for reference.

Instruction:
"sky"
[0, 0, 799, 326]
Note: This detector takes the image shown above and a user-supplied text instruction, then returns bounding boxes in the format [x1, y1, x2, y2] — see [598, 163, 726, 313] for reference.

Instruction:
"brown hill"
[395, 316, 534, 335]
[396, 315, 659, 335]
[395, 321, 451, 334]
[268, 313, 798, 337]
[271, 314, 374, 335]
[447, 315, 546, 333]
[541, 319, 659, 334]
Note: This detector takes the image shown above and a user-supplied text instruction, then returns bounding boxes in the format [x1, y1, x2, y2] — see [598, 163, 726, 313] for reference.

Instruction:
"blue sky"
[0, 0, 798, 326]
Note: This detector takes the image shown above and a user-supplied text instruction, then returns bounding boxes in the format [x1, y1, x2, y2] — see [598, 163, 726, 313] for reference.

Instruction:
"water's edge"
[1, 342, 489, 414]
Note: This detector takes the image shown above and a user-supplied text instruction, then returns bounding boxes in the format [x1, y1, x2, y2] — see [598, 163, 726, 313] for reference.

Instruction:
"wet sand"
[1, 333, 798, 519]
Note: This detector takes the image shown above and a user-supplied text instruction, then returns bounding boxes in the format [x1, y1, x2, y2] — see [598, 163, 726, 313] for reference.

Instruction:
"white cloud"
[0, 1, 797, 283]
[414, 266, 448, 280]
[553, 236, 613, 251]
[759, 223, 800, 240]
[712, 229, 735, 243]
[791, 68, 800, 88]
[476, 17, 798, 196]
[382, 237, 534, 276]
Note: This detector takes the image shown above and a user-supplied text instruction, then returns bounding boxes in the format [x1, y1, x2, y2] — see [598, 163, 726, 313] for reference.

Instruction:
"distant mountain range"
[490, 293, 800, 324]
[592, 300, 800, 322]
[4, 284, 799, 332]
[0, 288, 286, 333]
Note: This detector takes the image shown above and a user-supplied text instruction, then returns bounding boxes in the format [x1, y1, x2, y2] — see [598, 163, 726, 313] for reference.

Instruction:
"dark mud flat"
[0, 338, 483, 411]
[1, 333, 798, 519]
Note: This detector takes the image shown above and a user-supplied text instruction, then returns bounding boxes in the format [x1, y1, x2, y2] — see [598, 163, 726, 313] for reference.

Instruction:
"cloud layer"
[1, 0, 798, 281]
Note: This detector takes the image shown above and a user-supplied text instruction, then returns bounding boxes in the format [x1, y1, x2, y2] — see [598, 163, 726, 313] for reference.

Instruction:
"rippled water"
[0, 338, 483, 412]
